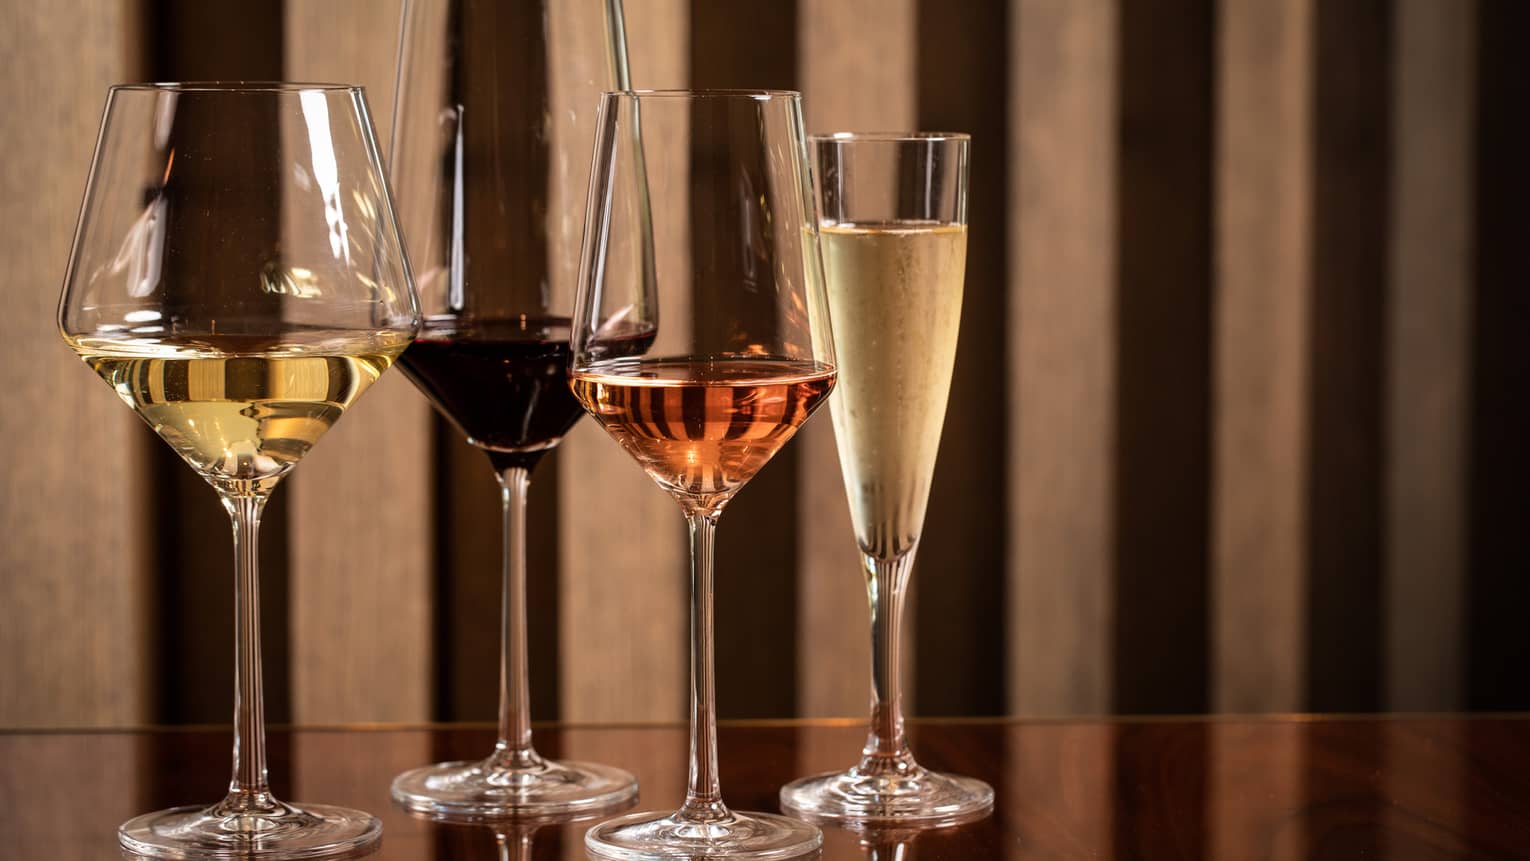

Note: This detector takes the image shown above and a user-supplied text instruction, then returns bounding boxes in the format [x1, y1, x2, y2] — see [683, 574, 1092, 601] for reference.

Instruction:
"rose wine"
[73, 337, 403, 494]
[821, 222, 967, 559]
[571, 356, 835, 505]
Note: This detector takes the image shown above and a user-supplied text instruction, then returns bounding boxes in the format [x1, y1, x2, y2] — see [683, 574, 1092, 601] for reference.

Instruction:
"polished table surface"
[3, 716, 1529, 859]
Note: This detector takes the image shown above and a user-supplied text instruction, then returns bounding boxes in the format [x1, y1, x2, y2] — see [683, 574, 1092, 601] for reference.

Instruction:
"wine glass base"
[119, 801, 380, 859]
[585, 809, 822, 860]
[390, 757, 638, 819]
[779, 764, 993, 827]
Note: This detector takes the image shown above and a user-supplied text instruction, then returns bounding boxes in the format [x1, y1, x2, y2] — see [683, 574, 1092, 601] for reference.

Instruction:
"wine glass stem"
[220, 492, 277, 811]
[495, 827, 534, 861]
[680, 512, 728, 822]
[493, 465, 542, 769]
[862, 551, 916, 770]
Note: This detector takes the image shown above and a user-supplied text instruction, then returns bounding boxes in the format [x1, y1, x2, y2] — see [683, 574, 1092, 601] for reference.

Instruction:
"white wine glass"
[386, 0, 641, 819]
[778, 133, 993, 826]
[58, 83, 420, 858]
[571, 89, 836, 860]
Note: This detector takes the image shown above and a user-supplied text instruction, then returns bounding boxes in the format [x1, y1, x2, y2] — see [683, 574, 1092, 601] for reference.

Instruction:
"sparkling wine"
[72, 336, 403, 494]
[821, 222, 967, 558]
[571, 356, 835, 505]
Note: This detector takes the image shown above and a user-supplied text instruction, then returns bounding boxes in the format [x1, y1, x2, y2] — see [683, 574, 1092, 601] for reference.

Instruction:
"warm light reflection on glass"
[298, 91, 352, 269]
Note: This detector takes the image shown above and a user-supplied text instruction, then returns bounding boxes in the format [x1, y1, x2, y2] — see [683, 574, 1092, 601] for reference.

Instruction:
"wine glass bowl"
[58, 82, 418, 859]
[571, 89, 834, 860]
[777, 132, 993, 827]
[385, 0, 640, 819]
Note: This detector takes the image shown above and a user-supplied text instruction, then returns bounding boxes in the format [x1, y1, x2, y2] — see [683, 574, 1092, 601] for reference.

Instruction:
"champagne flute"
[779, 133, 992, 826]
[58, 83, 419, 858]
[571, 90, 835, 859]
[386, 0, 641, 818]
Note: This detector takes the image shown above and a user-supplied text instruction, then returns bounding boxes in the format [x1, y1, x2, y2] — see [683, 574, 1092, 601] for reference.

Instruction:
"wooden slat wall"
[284, 0, 432, 725]
[1008, 0, 1118, 717]
[1211, 0, 1313, 715]
[7, 0, 1529, 728]
[0, 0, 149, 729]
[1384, 0, 1475, 713]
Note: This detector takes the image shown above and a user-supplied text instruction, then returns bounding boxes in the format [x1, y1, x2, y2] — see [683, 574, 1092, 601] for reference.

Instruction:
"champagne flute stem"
[493, 465, 542, 769]
[219, 492, 277, 812]
[679, 511, 728, 822]
[861, 551, 916, 770]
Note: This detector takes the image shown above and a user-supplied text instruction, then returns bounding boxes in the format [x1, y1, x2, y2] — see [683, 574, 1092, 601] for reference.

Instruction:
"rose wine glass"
[57, 83, 420, 858]
[386, 0, 641, 817]
[571, 89, 836, 860]
[778, 133, 992, 826]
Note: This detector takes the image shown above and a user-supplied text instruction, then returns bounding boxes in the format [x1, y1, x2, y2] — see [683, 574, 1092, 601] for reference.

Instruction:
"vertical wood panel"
[1305, 0, 1392, 714]
[1211, 0, 1313, 714]
[559, 0, 690, 723]
[284, 0, 432, 724]
[688, 0, 803, 719]
[1008, 0, 1117, 717]
[1111, 0, 1213, 715]
[1466, 0, 1530, 712]
[914, 0, 1009, 718]
[1384, 0, 1475, 712]
[795, 0, 917, 719]
[0, 0, 149, 728]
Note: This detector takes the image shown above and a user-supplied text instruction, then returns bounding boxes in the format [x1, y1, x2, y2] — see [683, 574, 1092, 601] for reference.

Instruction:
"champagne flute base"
[585, 808, 822, 860]
[779, 765, 993, 827]
[390, 757, 637, 818]
[118, 801, 380, 859]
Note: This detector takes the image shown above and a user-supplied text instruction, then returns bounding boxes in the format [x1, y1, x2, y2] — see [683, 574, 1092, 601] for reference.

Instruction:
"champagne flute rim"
[809, 131, 971, 142]
[603, 87, 801, 100]
[109, 81, 364, 95]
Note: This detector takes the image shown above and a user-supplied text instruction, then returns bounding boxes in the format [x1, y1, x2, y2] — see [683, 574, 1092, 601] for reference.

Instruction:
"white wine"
[822, 222, 967, 559]
[72, 337, 404, 495]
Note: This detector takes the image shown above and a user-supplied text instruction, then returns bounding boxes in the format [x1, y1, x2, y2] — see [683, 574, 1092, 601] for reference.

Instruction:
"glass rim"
[601, 88, 801, 100]
[810, 131, 971, 142]
[108, 81, 364, 94]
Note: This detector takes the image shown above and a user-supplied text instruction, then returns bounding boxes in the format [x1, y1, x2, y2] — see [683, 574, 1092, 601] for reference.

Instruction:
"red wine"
[399, 317, 585, 469]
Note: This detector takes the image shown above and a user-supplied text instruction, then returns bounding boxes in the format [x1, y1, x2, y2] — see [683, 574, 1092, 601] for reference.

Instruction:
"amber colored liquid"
[571, 356, 835, 508]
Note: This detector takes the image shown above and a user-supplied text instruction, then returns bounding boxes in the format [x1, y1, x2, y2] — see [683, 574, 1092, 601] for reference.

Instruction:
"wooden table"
[3, 716, 1528, 859]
